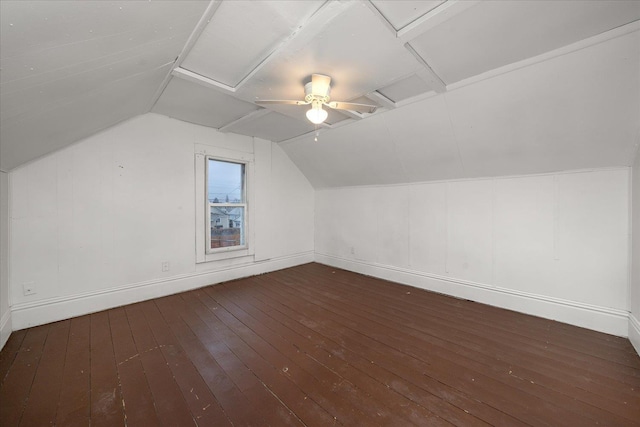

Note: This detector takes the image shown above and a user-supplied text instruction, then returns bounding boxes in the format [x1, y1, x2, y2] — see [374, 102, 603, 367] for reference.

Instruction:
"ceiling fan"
[255, 74, 378, 125]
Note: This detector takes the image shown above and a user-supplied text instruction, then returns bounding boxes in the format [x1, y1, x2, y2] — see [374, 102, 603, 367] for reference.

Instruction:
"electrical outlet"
[23, 282, 36, 296]
[161, 261, 170, 272]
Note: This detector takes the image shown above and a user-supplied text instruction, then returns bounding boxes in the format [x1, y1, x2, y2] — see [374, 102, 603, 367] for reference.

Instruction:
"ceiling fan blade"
[326, 101, 377, 114]
[311, 74, 331, 97]
[255, 99, 309, 106]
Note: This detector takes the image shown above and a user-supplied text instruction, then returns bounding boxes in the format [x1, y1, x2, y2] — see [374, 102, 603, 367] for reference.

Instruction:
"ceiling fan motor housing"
[304, 81, 330, 104]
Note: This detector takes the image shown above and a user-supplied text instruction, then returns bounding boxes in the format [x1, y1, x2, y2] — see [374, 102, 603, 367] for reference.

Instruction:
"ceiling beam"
[365, 0, 480, 43]
[366, 0, 454, 94]
[172, 1, 352, 98]
[234, 1, 349, 91]
[172, 66, 236, 93]
[147, 0, 223, 111]
[397, 0, 481, 43]
[363, 1, 397, 37]
[334, 109, 365, 121]
[404, 43, 447, 93]
[367, 91, 397, 110]
[394, 89, 438, 108]
[173, 0, 223, 70]
[168, 0, 356, 124]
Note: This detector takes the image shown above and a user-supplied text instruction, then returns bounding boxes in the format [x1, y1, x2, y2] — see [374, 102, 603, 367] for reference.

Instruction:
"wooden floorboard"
[0, 329, 27, 388]
[89, 311, 125, 427]
[56, 316, 91, 426]
[0, 325, 50, 426]
[1, 262, 639, 426]
[259, 273, 588, 426]
[19, 320, 69, 426]
[280, 267, 640, 397]
[270, 266, 638, 425]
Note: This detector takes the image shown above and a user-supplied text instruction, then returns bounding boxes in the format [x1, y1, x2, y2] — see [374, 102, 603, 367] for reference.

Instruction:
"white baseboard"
[629, 314, 640, 356]
[0, 310, 11, 350]
[11, 252, 314, 331]
[315, 253, 630, 337]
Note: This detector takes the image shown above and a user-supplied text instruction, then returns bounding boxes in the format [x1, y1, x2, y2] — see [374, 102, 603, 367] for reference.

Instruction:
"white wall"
[316, 168, 630, 336]
[630, 149, 640, 353]
[7, 113, 314, 331]
[0, 171, 10, 348]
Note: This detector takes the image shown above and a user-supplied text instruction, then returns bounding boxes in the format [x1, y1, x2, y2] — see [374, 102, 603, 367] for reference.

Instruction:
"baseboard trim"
[0, 310, 12, 351]
[315, 253, 629, 337]
[629, 314, 640, 356]
[11, 251, 314, 331]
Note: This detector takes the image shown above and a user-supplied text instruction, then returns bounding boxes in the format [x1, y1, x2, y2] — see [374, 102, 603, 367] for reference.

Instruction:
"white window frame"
[206, 158, 247, 253]
[195, 145, 255, 263]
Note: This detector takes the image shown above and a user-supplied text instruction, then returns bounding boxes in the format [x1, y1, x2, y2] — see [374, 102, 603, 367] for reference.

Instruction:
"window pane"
[208, 159, 244, 203]
[210, 206, 244, 249]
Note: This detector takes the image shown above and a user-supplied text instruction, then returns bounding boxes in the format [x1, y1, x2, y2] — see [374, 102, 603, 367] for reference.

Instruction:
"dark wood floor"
[1, 263, 639, 426]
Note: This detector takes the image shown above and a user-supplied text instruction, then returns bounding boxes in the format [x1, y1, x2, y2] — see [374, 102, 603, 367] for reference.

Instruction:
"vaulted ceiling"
[1, 1, 639, 187]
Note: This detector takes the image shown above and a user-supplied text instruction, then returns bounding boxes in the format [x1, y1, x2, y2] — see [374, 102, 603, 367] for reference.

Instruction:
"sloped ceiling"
[1, 1, 639, 189]
[0, 1, 209, 171]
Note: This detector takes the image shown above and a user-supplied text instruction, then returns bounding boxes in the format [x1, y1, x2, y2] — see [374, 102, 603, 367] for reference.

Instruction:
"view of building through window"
[207, 159, 245, 249]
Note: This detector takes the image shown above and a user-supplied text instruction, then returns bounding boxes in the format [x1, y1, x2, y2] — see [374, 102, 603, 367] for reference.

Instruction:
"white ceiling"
[0, 0, 209, 171]
[1, 1, 639, 189]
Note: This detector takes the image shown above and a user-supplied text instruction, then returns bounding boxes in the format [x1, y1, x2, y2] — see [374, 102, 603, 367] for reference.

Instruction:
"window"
[195, 145, 254, 263]
[207, 158, 246, 252]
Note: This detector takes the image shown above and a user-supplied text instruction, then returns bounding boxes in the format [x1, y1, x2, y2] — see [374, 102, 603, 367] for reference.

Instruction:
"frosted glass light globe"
[306, 102, 328, 124]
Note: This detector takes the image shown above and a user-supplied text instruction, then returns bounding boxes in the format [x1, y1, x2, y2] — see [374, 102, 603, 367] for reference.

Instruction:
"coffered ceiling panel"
[232, 1, 423, 104]
[1, 0, 638, 185]
[410, 0, 640, 84]
[152, 78, 259, 129]
[225, 111, 315, 143]
[181, 1, 324, 87]
[377, 74, 433, 103]
[261, 104, 352, 128]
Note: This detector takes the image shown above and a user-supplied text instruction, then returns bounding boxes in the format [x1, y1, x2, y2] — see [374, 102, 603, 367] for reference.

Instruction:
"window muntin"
[206, 158, 247, 253]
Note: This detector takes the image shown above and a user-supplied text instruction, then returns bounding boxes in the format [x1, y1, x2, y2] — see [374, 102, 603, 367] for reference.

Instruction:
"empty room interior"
[1, 0, 640, 425]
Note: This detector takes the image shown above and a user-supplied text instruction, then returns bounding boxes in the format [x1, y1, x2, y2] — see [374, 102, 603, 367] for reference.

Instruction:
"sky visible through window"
[208, 159, 243, 203]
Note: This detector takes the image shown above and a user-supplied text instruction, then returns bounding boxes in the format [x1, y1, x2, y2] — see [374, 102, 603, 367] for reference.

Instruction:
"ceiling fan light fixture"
[255, 74, 377, 123]
[306, 100, 328, 125]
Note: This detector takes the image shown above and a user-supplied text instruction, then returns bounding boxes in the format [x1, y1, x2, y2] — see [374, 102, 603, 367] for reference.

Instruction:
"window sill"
[198, 247, 254, 264]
